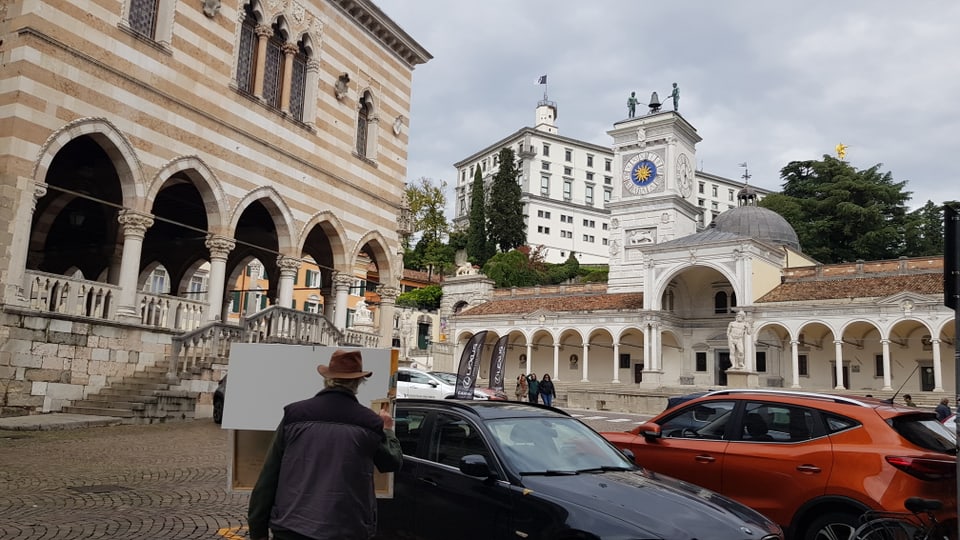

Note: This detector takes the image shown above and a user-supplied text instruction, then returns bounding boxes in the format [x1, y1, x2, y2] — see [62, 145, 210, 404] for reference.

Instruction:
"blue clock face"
[630, 160, 658, 187]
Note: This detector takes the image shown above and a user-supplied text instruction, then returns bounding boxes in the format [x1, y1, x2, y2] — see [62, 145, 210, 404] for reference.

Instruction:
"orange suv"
[601, 390, 957, 540]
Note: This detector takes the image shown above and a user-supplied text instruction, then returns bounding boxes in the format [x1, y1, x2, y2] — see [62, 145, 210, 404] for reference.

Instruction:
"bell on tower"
[648, 92, 662, 114]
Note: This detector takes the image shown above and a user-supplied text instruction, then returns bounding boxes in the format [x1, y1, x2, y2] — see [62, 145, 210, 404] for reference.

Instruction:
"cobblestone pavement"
[0, 410, 649, 539]
[0, 420, 251, 540]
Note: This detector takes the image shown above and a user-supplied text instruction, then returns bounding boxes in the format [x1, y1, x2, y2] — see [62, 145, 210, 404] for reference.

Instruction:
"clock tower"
[607, 109, 702, 293]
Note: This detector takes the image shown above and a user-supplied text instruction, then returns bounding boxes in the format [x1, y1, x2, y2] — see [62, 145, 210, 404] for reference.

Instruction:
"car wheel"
[213, 398, 223, 425]
[803, 511, 859, 540]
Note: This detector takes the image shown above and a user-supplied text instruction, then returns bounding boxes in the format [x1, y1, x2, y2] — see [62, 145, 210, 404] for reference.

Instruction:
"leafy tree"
[466, 166, 494, 265]
[396, 285, 442, 310]
[481, 249, 545, 288]
[759, 156, 913, 263]
[903, 201, 944, 256]
[487, 148, 526, 252]
[403, 178, 454, 277]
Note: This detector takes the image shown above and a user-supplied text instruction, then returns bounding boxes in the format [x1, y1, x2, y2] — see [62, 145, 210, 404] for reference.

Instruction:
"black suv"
[376, 399, 782, 540]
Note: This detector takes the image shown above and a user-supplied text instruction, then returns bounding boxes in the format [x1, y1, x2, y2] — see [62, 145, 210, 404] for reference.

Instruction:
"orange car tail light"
[886, 456, 957, 481]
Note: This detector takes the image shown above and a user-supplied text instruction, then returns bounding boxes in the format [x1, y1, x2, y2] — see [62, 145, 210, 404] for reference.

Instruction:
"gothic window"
[129, 0, 159, 39]
[289, 40, 308, 121]
[263, 25, 285, 109]
[236, 6, 258, 95]
[356, 92, 371, 157]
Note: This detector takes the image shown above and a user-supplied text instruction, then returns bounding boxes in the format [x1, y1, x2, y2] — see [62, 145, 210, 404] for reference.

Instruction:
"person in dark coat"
[248, 349, 403, 540]
[526, 373, 539, 404]
[539, 373, 556, 406]
[935, 398, 951, 421]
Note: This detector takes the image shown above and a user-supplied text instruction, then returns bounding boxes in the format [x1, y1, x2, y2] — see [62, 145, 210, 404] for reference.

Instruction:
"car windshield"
[430, 372, 457, 385]
[487, 417, 634, 474]
[889, 414, 958, 455]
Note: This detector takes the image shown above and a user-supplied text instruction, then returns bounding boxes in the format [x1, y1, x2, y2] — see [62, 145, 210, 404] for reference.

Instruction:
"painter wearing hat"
[248, 350, 403, 540]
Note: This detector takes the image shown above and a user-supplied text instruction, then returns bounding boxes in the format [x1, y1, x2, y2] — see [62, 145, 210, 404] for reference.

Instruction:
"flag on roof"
[536, 75, 547, 85]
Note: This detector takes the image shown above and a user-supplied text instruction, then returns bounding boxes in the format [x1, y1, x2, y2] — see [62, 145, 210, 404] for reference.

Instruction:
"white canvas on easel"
[222, 344, 395, 497]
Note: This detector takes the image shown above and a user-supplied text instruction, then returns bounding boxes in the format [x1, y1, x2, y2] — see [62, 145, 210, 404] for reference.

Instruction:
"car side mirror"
[637, 421, 662, 440]
[459, 454, 495, 478]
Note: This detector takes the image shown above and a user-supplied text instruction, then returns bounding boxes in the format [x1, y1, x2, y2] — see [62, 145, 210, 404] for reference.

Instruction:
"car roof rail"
[700, 389, 871, 407]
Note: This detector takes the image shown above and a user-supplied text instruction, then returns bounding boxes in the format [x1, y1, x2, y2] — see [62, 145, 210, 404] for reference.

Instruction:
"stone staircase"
[61, 361, 200, 424]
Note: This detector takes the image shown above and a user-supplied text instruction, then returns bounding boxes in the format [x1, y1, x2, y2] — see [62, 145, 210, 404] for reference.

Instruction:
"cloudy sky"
[374, 1, 959, 215]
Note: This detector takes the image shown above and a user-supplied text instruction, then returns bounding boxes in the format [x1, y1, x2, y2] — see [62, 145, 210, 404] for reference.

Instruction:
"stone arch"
[299, 211, 348, 270]
[229, 186, 297, 253]
[350, 230, 395, 288]
[650, 262, 740, 312]
[145, 156, 229, 232]
[33, 117, 146, 209]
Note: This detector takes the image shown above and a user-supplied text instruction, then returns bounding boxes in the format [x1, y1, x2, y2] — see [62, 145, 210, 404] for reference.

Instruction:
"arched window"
[262, 23, 285, 109]
[289, 39, 309, 121]
[356, 92, 371, 157]
[730, 291, 737, 308]
[714, 291, 728, 314]
[236, 5, 258, 95]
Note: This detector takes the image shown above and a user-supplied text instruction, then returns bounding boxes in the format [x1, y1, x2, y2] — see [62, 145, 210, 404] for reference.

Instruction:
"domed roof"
[712, 206, 800, 251]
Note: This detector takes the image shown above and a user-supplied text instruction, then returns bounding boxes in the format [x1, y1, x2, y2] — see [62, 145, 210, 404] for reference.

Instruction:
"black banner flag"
[488, 335, 508, 393]
[454, 331, 487, 399]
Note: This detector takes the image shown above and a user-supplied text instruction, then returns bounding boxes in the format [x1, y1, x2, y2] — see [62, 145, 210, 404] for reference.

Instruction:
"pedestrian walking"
[248, 349, 403, 540]
[526, 373, 540, 404]
[515, 374, 528, 401]
[539, 373, 556, 407]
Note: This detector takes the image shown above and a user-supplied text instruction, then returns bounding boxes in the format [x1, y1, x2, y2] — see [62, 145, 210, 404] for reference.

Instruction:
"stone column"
[332, 272, 353, 330]
[552, 343, 559, 379]
[931, 338, 944, 392]
[116, 210, 154, 319]
[303, 60, 320, 127]
[377, 285, 399, 348]
[834, 340, 845, 390]
[321, 284, 334, 319]
[643, 323, 651, 372]
[650, 322, 661, 371]
[205, 235, 235, 321]
[253, 25, 272, 98]
[525, 343, 532, 375]
[880, 339, 892, 390]
[581, 344, 589, 382]
[275, 255, 300, 309]
[612, 342, 621, 383]
[6, 183, 46, 304]
[279, 42, 297, 113]
[790, 340, 801, 388]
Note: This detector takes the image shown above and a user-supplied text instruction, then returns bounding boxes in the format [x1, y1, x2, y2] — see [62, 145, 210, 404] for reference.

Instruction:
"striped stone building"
[0, 0, 430, 416]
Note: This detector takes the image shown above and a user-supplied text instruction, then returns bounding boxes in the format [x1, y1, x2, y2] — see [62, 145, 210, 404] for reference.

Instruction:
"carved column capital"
[276, 255, 301, 276]
[117, 210, 154, 238]
[282, 42, 299, 55]
[255, 24, 273, 38]
[376, 285, 400, 303]
[333, 271, 354, 288]
[205, 234, 236, 260]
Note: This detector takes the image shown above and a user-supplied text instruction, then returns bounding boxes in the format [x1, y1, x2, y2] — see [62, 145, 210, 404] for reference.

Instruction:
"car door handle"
[796, 465, 821, 474]
[417, 476, 438, 487]
[694, 455, 716, 463]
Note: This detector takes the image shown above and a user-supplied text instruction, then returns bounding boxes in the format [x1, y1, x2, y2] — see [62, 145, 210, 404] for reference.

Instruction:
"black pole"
[943, 201, 960, 517]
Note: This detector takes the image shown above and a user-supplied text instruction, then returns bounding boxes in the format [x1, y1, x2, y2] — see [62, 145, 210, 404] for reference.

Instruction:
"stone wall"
[0, 309, 173, 416]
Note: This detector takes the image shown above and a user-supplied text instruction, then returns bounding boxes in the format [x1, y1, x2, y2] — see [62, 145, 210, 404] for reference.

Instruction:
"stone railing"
[169, 322, 245, 377]
[242, 305, 342, 345]
[26, 270, 119, 320]
[342, 327, 382, 348]
[169, 306, 370, 377]
[139, 292, 205, 331]
[25, 270, 205, 332]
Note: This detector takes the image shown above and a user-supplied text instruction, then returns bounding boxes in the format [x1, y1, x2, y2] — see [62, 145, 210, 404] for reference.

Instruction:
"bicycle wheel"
[853, 517, 920, 540]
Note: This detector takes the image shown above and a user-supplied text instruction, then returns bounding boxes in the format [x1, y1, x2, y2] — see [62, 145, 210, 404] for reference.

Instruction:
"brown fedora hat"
[317, 349, 372, 379]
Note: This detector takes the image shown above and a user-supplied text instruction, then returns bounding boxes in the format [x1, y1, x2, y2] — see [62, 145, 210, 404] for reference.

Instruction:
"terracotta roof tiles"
[459, 292, 644, 316]
[756, 273, 942, 303]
